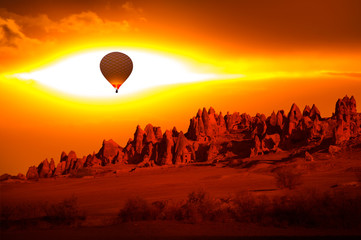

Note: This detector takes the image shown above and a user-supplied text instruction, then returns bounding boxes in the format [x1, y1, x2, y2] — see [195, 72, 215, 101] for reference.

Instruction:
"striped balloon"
[100, 52, 133, 93]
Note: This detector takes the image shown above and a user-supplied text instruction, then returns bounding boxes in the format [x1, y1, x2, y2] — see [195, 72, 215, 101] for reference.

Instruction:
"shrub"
[115, 189, 361, 229]
[118, 197, 153, 221]
[151, 200, 168, 220]
[0, 196, 85, 229]
[118, 190, 229, 223]
[231, 193, 270, 224]
[270, 190, 361, 228]
[274, 167, 303, 189]
[179, 190, 216, 223]
[44, 196, 85, 224]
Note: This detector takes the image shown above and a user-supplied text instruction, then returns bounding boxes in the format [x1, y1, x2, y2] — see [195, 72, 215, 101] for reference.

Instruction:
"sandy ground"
[1, 150, 361, 239]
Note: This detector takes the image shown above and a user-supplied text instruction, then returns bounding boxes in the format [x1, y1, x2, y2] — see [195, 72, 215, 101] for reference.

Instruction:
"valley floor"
[1, 149, 361, 239]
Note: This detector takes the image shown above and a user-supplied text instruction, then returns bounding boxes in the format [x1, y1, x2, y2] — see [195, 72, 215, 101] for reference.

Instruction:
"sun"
[13, 48, 238, 98]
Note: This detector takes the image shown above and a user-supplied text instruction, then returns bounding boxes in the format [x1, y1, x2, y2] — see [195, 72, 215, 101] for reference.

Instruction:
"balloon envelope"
[100, 52, 133, 92]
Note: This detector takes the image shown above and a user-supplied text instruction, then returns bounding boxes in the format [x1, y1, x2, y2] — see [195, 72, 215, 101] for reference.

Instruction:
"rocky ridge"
[8, 95, 360, 180]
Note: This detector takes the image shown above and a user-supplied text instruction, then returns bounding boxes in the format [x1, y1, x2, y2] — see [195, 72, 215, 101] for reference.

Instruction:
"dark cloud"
[0, 24, 22, 47]
[0, 8, 141, 50]
[1, 0, 361, 54]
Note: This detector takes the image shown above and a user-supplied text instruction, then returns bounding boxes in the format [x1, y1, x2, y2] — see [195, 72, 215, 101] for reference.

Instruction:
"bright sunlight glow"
[13, 49, 242, 98]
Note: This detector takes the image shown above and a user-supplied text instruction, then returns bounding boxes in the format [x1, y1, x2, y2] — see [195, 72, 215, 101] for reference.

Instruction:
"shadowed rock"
[217, 112, 227, 134]
[54, 161, 66, 176]
[303, 105, 311, 117]
[38, 159, 50, 178]
[84, 153, 102, 167]
[154, 127, 163, 139]
[287, 103, 303, 136]
[186, 109, 205, 141]
[333, 95, 359, 144]
[134, 125, 146, 154]
[144, 124, 157, 143]
[96, 139, 123, 165]
[262, 134, 281, 152]
[250, 135, 262, 157]
[65, 151, 77, 173]
[172, 126, 179, 138]
[159, 130, 174, 165]
[49, 158, 55, 175]
[309, 104, 321, 120]
[26, 166, 39, 180]
[173, 132, 194, 164]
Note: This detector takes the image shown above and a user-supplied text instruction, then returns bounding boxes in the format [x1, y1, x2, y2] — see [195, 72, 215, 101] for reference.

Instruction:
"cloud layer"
[0, 4, 146, 72]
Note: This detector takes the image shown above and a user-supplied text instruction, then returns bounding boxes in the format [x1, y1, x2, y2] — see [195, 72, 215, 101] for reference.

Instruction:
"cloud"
[0, 9, 138, 39]
[0, 19, 22, 47]
[122, 2, 147, 23]
[0, 8, 146, 72]
[0, 17, 29, 47]
[324, 72, 361, 79]
[46, 11, 131, 34]
[122, 1, 143, 14]
[0, 6, 146, 43]
[0, 17, 41, 49]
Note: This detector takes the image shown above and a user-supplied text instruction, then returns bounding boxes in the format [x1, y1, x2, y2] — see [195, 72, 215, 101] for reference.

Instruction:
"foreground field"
[1, 150, 361, 239]
[2, 221, 361, 240]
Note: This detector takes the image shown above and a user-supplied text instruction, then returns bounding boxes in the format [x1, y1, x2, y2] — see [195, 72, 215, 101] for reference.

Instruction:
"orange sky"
[1, 0, 361, 174]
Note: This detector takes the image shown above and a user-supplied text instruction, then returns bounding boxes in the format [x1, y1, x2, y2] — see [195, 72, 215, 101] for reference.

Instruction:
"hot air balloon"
[100, 52, 133, 93]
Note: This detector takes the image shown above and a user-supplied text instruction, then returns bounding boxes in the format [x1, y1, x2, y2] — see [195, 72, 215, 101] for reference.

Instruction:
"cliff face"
[25, 95, 361, 178]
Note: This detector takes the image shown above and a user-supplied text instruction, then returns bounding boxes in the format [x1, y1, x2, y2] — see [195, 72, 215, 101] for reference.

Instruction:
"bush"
[231, 193, 270, 224]
[116, 189, 361, 229]
[274, 167, 303, 189]
[270, 190, 361, 228]
[118, 190, 233, 223]
[0, 196, 85, 229]
[43, 196, 85, 224]
[178, 190, 217, 223]
[118, 197, 154, 221]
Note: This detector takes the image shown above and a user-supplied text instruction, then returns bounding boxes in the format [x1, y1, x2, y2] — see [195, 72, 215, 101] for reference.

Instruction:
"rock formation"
[96, 139, 123, 165]
[250, 135, 262, 157]
[49, 158, 55, 174]
[159, 130, 174, 165]
[173, 132, 194, 164]
[310, 104, 321, 120]
[145, 124, 157, 143]
[333, 96, 360, 144]
[38, 159, 51, 178]
[0, 173, 26, 181]
[186, 109, 206, 141]
[134, 125, 145, 155]
[262, 134, 281, 152]
[286, 103, 303, 136]
[26, 166, 39, 180]
[24, 95, 360, 178]
[53, 162, 65, 176]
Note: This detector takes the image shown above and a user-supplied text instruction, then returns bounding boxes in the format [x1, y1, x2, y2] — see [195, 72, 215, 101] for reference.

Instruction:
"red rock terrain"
[1, 96, 361, 239]
[4, 95, 357, 180]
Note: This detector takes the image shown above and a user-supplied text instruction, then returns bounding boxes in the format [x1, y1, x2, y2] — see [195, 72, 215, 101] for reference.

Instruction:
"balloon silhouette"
[100, 52, 133, 93]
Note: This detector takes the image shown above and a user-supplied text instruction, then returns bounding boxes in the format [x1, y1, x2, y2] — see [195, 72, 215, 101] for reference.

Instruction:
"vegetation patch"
[273, 166, 303, 189]
[1, 196, 85, 230]
[117, 189, 361, 228]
